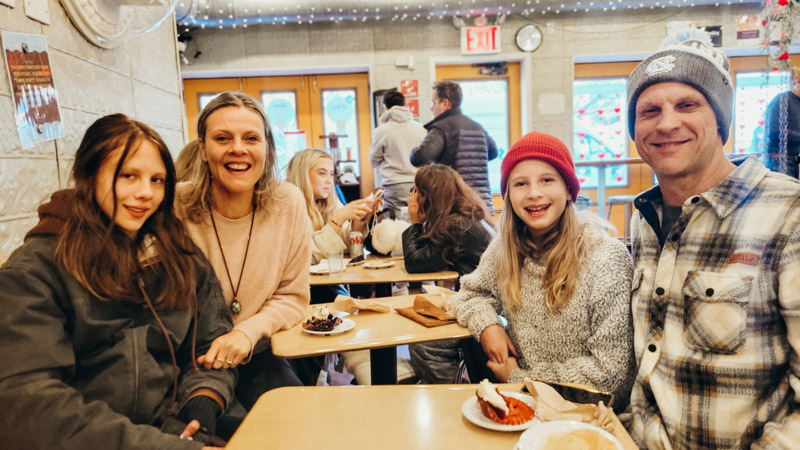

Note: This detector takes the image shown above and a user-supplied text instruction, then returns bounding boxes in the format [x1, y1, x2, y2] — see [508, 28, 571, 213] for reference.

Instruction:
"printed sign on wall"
[2, 31, 62, 148]
[401, 79, 418, 97]
[406, 99, 419, 117]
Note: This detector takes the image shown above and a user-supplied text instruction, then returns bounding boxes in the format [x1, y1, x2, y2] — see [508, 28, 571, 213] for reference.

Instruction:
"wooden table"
[575, 157, 645, 218]
[271, 294, 471, 384]
[310, 255, 459, 297]
[226, 384, 527, 449]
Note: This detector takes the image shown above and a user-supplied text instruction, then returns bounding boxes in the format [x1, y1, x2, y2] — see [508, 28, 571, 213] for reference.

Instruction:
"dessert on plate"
[475, 379, 535, 425]
[302, 305, 342, 332]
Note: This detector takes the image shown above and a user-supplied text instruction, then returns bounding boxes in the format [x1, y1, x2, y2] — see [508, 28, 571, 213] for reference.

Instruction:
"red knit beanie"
[500, 131, 580, 202]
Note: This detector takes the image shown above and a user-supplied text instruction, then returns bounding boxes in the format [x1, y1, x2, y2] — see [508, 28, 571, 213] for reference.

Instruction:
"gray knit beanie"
[627, 32, 732, 144]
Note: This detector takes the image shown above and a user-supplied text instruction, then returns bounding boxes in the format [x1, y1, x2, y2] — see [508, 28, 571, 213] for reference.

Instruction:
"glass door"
[435, 62, 521, 210]
[243, 76, 312, 176]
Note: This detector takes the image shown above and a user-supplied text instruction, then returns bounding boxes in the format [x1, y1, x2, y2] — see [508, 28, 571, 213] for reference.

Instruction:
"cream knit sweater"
[177, 182, 311, 350]
[454, 232, 635, 408]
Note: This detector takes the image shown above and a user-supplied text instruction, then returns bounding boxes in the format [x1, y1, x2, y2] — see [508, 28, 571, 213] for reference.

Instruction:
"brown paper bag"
[523, 379, 638, 450]
[395, 296, 456, 327]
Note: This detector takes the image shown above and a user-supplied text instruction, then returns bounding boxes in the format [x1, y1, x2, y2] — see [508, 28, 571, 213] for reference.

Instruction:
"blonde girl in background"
[285, 148, 382, 267]
[454, 131, 635, 411]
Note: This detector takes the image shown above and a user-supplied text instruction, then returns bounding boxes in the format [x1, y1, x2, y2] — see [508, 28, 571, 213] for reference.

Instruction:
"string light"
[176, 0, 756, 29]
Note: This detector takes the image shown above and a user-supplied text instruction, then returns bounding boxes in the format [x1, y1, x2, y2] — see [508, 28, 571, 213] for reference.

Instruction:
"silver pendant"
[231, 299, 241, 314]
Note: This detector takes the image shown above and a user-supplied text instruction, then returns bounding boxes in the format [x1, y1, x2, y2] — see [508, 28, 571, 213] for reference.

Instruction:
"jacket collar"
[423, 106, 462, 130]
[634, 156, 766, 238]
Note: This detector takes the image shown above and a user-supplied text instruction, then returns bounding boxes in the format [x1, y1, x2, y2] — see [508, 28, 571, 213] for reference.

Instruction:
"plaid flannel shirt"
[629, 157, 800, 449]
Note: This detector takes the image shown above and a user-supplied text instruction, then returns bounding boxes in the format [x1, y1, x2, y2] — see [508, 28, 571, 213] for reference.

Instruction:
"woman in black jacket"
[403, 164, 493, 278]
[403, 164, 495, 384]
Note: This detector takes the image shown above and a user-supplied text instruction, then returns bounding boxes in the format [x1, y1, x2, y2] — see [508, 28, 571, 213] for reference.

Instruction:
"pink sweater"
[177, 182, 311, 349]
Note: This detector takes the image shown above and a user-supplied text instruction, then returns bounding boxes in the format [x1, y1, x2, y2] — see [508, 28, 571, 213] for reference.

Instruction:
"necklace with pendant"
[210, 206, 255, 315]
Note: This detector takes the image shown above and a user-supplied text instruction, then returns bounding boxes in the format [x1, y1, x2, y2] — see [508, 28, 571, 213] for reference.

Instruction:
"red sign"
[406, 99, 419, 116]
[400, 79, 418, 97]
[461, 26, 501, 55]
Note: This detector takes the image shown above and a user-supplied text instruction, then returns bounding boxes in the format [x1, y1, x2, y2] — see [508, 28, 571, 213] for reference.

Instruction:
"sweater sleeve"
[233, 188, 312, 343]
[453, 239, 505, 339]
[506, 238, 635, 405]
[369, 128, 385, 168]
[0, 245, 203, 450]
[310, 223, 348, 265]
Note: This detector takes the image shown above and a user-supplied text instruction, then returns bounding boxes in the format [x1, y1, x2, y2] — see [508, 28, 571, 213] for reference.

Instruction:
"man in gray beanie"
[626, 31, 800, 449]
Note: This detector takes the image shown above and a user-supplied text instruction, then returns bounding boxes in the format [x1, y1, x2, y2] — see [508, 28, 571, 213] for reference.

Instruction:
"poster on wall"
[401, 79, 418, 97]
[406, 99, 419, 117]
[2, 31, 62, 149]
[736, 14, 762, 46]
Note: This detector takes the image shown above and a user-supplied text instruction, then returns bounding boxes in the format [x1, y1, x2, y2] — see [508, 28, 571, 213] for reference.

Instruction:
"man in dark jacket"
[764, 67, 800, 178]
[410, 81, 498, 213]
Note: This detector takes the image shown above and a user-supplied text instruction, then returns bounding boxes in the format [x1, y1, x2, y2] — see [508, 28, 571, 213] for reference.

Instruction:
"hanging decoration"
[761, 0, 798, 72]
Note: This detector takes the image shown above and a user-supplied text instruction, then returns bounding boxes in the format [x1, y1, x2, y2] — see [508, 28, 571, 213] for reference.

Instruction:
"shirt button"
[706, 288, 714, 296]
[655, 287, 665, 295]
[671, 234, 680, 242]
[691, 197, 700, 204]
[648, 344, 657, 352]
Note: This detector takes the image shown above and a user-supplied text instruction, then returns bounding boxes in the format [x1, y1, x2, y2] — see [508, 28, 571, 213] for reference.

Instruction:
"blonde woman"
[453, 132, 635, 411]
[285, 148, 381, 266]
[176, 91, 312, 408]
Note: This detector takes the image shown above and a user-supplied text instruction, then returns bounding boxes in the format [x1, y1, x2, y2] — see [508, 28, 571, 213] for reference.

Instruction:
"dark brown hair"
[56, 114, 197, 309]
[433, 81, 462, 108]
[414, 164, 487, 266]
[383, 89, 405, 109]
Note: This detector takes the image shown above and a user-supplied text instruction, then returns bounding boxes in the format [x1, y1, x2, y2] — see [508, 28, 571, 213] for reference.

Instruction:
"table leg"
[375, 282, 391, 298]
[370, 347, 397, 385]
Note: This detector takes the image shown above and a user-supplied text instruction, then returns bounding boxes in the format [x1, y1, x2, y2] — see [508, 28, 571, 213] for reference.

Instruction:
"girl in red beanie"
[453, 131, 636, 411]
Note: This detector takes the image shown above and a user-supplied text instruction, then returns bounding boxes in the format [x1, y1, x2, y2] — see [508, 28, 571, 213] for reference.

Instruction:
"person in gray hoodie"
[369, 89, 427, 218]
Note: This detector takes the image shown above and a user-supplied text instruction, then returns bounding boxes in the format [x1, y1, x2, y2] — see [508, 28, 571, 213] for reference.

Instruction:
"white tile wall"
[0, 0, 184, 262]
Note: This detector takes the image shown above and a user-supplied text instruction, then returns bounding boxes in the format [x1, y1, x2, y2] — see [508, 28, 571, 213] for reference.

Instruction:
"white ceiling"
[175, 0, 760, 29]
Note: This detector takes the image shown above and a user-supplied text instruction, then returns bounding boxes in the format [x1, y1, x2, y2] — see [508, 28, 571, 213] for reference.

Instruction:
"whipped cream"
[477, 379, 509, 415]
[311, 305, 330, 321]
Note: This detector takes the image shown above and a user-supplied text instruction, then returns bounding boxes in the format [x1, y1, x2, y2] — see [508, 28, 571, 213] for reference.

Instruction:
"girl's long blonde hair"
[497, 193, 605, 312]
[285, 148, 337, 231]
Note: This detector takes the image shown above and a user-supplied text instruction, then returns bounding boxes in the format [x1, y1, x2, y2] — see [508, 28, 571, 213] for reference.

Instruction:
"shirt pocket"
[682, 270, 753, 355]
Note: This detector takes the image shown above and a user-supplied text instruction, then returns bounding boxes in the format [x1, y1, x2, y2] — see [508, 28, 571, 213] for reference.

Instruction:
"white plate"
[461, 391, 538, 432]
[364, 260, 395, 269]
[301, 318, 356, 336]
[514, 420, 623, 450]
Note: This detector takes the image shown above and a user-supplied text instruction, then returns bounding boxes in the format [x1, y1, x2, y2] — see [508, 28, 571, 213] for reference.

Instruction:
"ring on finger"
[226, 360, 233, 364]
[216, 357, 226, 363]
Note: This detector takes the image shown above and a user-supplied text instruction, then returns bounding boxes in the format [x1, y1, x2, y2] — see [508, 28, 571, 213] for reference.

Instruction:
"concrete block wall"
[183, 3, 761, 144]
[0, 0, 183, 261]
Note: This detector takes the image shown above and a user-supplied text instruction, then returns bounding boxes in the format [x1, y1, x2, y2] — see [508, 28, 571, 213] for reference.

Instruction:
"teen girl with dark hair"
[404, 164, 494, 384]
[0, 114, 235, 448]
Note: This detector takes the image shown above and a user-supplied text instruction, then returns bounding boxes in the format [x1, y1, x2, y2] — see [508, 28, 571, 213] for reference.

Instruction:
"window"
[457, 79, 510, 194]
[572, 78, 629, 189]
[733, 71, 791, 155]
[261, 91, 305, 175]
[321, 88, 360, 175]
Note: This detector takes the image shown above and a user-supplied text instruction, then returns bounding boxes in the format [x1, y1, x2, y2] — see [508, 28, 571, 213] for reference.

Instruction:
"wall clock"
[515, 24, 543, 53]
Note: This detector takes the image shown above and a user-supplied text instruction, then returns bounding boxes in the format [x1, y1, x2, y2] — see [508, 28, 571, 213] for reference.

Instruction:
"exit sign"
[461, 26, 501, 55]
